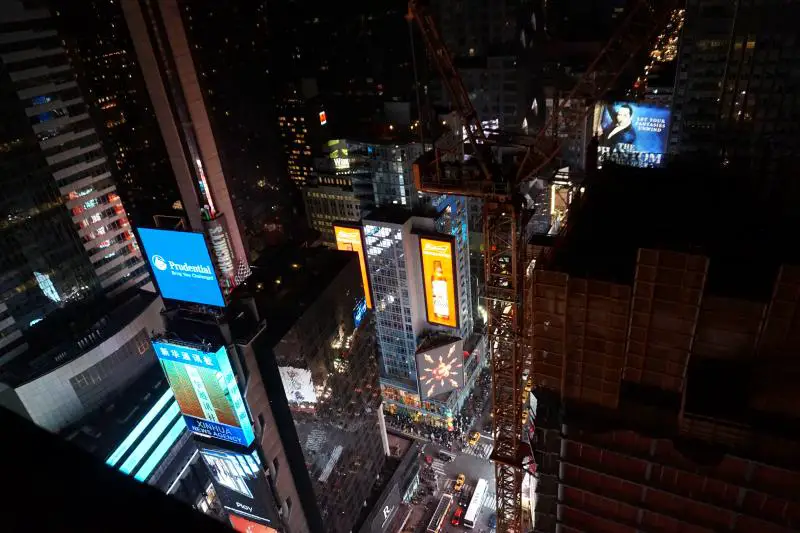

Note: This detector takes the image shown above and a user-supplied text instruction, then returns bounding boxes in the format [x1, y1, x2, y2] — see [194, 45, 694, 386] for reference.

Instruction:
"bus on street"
[427, 493, 453, 533]
[463, 478, 488, 528]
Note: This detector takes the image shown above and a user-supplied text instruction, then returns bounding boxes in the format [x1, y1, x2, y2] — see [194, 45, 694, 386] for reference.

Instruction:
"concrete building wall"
[12, 295, 164, 431]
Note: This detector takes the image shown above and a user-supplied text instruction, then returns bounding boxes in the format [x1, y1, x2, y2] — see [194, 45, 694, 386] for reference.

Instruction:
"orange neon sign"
[333, 225, 372, 309]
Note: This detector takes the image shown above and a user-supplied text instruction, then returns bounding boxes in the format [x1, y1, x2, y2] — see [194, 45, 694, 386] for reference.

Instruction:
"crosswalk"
[431, 459, 448, 476]
[462, 441, 494, 459]
[482, 491, 497, 511]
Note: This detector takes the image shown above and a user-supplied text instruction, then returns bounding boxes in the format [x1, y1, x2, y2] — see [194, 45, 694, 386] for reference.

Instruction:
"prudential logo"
[152, 255, 168, 271]
[151, 254, 214, 281]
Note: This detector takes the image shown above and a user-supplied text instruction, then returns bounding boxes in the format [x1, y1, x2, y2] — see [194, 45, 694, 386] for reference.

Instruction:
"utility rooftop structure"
[527, 162, 800, 533]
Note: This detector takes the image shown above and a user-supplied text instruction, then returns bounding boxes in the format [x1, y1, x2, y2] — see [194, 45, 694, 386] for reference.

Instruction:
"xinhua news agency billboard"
[419, 235, 459, 329]
[198, 442, 280, 530]
[593, 102, 671, 168]
[138, 228, 225, 307]
[152, 341, 254, 447]
[333, 224, 373, 309]
[415, 338, 465, 400]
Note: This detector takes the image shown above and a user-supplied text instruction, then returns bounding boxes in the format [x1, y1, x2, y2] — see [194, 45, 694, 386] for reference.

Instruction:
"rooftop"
[363, 204, 437, 226]
[0, 289, 160, 387]
[227, 246, 356, 344]
[62, 365, 170, 458]
[551, 160, 800, 300]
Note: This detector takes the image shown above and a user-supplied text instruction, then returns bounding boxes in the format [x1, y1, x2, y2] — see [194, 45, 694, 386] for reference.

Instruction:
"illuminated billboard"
[198, 442, 280, 529]
[278, 366, 317, 405]
[419, 236, 459, 328]
[593, 102, 670, 168]
[353, 297, 367, 328]
[152, 341, 254, 447]
[333, 224, 373, 308]
[138, 228, 225, 307]
[230, 515, 278, 533]
[415, 338, 464, 400]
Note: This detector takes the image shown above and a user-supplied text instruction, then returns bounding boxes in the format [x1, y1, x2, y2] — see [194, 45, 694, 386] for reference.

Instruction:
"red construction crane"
[407, 1, 678, 531]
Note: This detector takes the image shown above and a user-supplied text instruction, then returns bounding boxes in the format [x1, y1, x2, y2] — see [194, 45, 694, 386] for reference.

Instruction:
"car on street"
[454, 473, 466, 492]
[468, 432, 481, 446]
[451, 506, 464, 526]
[488, 513, 497, 528]
[438, 450, 456, 462]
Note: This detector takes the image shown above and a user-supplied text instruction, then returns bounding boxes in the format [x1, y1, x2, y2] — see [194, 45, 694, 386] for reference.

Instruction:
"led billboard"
[152, 341, 254, 447]
[419, 236, 459, 328]
[138, 228, 225, 307]
[230, 515, 278, 533]
[593, 102, 670, 168]
[278, 366, 317, 404]
[198, 442, 280, 529]
[415, 338, 464, 400]
[353, 297, 367, 328]
[333, 224, 373, 309]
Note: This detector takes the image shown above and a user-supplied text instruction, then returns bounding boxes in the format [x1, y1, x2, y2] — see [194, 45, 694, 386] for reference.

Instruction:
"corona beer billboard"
[333, 224, 373, 308]
[419, 236, 458, 328]
[152, 341, 255, 447]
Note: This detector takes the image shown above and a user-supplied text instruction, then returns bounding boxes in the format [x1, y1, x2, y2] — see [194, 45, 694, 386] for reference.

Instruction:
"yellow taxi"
[468, 432, 481, 446]
[454, 473, 466, 492]
[521, 409, 529, 425]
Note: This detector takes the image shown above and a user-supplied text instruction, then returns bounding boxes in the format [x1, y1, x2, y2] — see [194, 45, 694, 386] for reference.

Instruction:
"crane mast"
[406, 1, 678, 531]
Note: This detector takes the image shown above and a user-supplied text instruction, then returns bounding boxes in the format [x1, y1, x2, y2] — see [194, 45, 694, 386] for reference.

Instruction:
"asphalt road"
[421, 441, 497, 533]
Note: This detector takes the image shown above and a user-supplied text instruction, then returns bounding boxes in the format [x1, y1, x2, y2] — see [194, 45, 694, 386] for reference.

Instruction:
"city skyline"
[2, 1, 800, 533]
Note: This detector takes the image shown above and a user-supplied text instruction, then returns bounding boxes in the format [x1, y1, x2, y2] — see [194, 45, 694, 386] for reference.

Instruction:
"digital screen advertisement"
[419, 236, 459, 329]
[138, 228, 225, 307]
[230, 514, 278, 533]
[198, 442, 280, 529]
[152, 341, 255, 447]
[333, 224, 373, 309]
[593, 102, 671, 168]
[278, 366, 317, 405]
[353, 297, 367, 328]
[415, 338, 464, 400]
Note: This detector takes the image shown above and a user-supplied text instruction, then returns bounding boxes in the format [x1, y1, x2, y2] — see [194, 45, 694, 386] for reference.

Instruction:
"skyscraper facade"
[363, 200, 478, 427]
[670, 0, 800, 197]
[120, 0, 249, 288]
[0, 0, 149, 364]
[52, 0, 181, 230]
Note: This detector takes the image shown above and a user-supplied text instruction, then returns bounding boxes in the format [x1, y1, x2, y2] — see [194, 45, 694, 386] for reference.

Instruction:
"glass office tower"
[0, 0, 149, 365]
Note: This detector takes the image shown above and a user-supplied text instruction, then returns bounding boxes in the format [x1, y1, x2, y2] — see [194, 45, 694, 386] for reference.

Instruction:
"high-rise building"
[177, 0, 299, 253]
[51, 0, 181, 230]
[303, 139, 374, 246]
[669, 0, 800, 195]
[120, 0, 250, 288]
[0, 291, 164, 430]
[278, 85, 318, 189]
[64, 364, 221, 519]
[362, 200, 483, 427]
[159, 247, 387, 533]
[432, 0, 526, 128]
[303, 134, 424, 246]
[0, 0, 150, 364]
[525, 167, 800, 533]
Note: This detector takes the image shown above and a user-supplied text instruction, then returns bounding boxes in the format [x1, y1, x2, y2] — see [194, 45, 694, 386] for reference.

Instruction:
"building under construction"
[527, 162, 800, 533]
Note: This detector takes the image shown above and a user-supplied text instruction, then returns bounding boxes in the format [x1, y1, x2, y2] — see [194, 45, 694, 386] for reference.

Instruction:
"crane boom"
[407, 1, 496, 187]
[406, 1, 679, 531]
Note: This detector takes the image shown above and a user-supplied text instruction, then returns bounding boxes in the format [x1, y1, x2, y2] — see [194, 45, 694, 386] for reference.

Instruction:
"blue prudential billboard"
[138, 228, 225, 307]
[152, 341, 255, 447]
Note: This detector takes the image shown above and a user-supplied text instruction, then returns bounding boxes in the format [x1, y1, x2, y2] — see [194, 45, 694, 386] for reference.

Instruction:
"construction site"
[406, 0, 800, 531]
